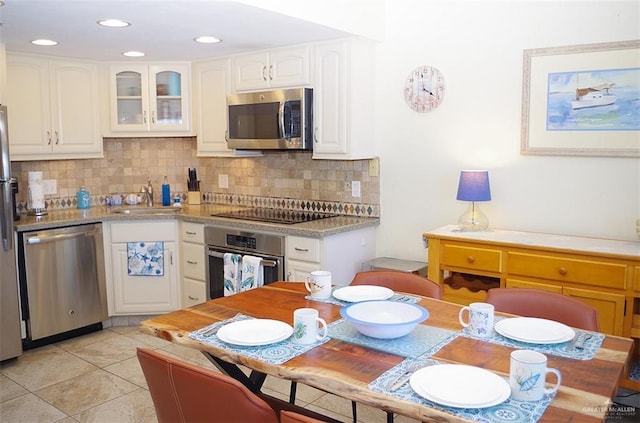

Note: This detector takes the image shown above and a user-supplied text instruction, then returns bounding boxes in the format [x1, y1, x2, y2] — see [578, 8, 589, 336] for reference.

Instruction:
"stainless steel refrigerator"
[0, 104, 23, 361]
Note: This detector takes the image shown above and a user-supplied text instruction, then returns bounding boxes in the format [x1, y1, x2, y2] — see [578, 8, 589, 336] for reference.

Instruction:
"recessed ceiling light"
[122, 51, 145, 57]
[31, 39, 58, 46]
[194, 36, 222, 44]
[97, 19, 131, 28]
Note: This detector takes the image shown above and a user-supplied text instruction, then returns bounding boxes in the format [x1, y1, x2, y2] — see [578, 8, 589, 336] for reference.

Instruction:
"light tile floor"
[0, 326, 420, 423]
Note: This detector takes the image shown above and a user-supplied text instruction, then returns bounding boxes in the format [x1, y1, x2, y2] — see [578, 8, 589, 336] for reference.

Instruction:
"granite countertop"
[14, 204, 379, 239]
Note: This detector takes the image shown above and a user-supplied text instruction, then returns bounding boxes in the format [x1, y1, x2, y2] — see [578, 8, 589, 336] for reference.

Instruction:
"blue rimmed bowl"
[340, 300, 429, 339]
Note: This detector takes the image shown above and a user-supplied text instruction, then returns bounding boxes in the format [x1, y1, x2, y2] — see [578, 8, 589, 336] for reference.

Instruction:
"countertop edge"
[14, 206, 380, 238]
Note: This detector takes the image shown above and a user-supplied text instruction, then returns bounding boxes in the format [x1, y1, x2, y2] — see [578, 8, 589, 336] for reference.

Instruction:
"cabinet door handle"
[143, 111, 147, 124]
[54, 131, 59, 144]
[186, 260, 198, 265]
[466, 256, 475, 264]
[47, 131, 52, 145]
[294, 247, 309, 252]
[151, 110, 156, 123]
[558, 267, 568, 276]
[170, 251, 173, 265]
[287, 271, 292, 281]
[268, 65, 273, 80]
[188, 295, 200, 301]
[262, 65, 267, 81]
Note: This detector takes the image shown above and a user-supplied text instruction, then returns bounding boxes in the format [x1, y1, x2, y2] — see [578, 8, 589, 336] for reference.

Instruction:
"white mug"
[292, 308, 328, 345]
[458, 302, 494, 337]
[510, 350, 561, 401]
[304, 271, 332, 300]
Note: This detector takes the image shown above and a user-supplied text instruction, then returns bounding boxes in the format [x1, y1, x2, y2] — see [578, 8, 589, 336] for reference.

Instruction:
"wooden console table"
[423, 225, 640, 390]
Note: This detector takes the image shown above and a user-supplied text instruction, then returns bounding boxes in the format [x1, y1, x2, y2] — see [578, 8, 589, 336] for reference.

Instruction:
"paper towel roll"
[28, 171, 45, 210]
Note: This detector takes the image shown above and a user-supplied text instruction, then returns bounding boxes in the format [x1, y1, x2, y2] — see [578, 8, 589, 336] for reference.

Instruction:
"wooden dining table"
[140, 282, 633, 423]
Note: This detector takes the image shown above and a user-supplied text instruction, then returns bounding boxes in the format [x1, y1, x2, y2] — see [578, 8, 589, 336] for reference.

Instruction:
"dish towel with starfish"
[223, 253, 242, 296]
[240, 255, 263, 292]
[127, 241, 164, 276]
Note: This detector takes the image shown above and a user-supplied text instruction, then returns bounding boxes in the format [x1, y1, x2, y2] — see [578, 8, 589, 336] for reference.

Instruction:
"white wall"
[375, 0, 640, 262]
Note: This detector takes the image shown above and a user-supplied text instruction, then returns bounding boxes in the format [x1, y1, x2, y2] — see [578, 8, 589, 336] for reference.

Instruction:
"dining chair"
[350, 270, 443, 299]
[485, 287, 600, 331]
[136, 347, 326, 423]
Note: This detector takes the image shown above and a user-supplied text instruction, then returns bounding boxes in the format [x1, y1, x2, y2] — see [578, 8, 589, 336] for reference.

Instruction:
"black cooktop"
[212, 208, 337, 224]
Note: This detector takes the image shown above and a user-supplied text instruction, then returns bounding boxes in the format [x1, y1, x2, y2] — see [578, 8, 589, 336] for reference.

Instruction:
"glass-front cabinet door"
[149, 66, 189, 131]
[113, 68, 148, 130]
[109, 64, 190, 133]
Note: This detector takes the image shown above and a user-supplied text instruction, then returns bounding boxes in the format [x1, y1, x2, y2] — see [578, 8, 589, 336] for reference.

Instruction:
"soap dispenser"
[162, 176, 170, 206]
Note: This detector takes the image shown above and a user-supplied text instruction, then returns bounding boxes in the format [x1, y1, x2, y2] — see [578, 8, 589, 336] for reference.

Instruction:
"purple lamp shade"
[456, 171, 491, 202]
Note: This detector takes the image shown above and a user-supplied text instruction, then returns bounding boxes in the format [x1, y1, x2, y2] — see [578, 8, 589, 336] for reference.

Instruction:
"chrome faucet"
[140, 179, 154, 206]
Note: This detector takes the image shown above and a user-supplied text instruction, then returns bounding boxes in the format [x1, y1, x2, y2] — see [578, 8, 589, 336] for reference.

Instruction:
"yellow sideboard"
[424, 225, 640, 389]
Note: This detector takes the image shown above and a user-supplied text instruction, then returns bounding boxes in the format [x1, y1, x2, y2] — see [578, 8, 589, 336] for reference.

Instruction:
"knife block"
[187, 191, 201, 205]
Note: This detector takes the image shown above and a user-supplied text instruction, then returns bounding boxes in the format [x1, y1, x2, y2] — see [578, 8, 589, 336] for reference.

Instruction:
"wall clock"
[404, 65, 445, 113]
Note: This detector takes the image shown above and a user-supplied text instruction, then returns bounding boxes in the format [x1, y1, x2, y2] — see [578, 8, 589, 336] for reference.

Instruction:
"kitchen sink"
[110, 207, 182, 215]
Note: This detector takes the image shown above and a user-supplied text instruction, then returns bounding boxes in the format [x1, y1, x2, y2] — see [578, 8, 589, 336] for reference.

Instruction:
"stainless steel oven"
[205, 226, 284, 299]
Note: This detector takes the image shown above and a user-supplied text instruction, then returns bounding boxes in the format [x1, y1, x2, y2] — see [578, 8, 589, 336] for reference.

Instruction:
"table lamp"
[456, 170, 491, 231]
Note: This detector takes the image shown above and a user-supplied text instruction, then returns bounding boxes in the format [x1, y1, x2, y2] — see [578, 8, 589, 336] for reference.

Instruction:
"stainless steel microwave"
[226, 88, 313, 150]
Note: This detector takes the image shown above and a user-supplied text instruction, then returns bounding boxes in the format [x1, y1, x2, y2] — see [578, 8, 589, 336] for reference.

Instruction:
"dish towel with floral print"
[240, 255, 263, 292]
[223, 253, 242, 296]
[127, 242, 164, 276]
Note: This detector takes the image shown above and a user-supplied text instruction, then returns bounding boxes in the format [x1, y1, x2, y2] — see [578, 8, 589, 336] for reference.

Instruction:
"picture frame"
[521, 40, 640, 158]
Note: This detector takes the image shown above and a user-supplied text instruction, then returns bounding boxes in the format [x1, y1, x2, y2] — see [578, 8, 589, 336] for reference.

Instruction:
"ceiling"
[0, 0, 351, 62]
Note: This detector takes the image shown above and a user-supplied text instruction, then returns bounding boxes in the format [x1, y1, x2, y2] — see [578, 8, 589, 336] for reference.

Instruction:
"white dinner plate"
[216, 319, 293, 346]
[410, 364, 511, 408]
[332, 285, 394, 302]
[494, 317, 575, 344]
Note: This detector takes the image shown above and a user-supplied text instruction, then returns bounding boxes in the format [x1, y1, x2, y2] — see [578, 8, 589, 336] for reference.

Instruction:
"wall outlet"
[43, 179, 57, 195]
[218, 174, 229, 189]
[368, 158, 379, 177]
[352, 180, 361, 198]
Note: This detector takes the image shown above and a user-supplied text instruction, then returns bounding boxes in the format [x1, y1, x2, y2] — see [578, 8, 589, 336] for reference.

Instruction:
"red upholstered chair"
[137, 348, 325, 423]
[281, 410, 325, 423]
[485, 287, 600, 331]
[350, 270, 443, 299]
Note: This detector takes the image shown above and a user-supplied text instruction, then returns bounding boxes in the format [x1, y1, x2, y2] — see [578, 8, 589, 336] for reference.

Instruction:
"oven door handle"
[207, 250, 278, 268]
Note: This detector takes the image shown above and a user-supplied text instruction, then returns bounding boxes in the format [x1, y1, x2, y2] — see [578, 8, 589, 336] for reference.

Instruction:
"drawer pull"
[185, 231, 197, 235]
[558, 267, 568, 276]
[294, 247, 309, 252]
[466, 256, 475, 264]
[187, 260, 198, 265]
[188, 295, 199, 301]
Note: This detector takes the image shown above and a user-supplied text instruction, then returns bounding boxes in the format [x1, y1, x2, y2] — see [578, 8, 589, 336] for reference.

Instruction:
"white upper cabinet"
[108, 63, 192, 135]
[232, 46, 311, 91]
[6, 54, 103, 161]
[312, 38, 377, 160]
[192, 58, 261, 157]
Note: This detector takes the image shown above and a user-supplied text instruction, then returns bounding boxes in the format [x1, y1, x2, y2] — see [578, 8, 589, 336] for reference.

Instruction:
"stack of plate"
[410, 364, 511, 408]
[494, 317, 575, 344]
[332, 285, 394, 302]
[216, 319, 293, 346]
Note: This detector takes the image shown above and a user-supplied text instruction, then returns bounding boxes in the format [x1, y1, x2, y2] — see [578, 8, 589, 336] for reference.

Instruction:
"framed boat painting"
[521, 40, 640, 157]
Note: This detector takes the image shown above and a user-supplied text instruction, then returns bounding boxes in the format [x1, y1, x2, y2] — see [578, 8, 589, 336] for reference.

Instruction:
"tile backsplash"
[11, 137, 380, 217]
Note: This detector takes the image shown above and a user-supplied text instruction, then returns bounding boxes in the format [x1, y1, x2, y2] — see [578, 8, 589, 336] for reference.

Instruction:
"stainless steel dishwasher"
[18, 223, 108, 348]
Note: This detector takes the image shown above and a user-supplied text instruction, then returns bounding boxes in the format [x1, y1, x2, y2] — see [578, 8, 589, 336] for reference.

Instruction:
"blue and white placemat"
[460, 317, 605, 361]
[328, 319, 456, 358]
[189, 314, 329, 365]
[370, 356, 555, 423]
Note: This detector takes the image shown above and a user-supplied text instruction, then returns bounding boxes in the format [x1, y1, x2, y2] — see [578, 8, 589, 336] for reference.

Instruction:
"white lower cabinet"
[104, 221, 180, 315]
[180, 222, 207, 307]
[286, 227, 376, 286]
